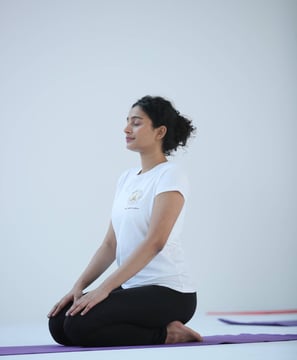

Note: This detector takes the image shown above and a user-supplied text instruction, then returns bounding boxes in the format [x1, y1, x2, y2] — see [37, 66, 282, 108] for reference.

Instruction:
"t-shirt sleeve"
[155, 164, 189, 200]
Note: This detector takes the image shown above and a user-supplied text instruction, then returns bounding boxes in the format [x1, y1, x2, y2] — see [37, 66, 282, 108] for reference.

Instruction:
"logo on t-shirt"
[128, 190, 143, 203]
[124, 189, 143, 210]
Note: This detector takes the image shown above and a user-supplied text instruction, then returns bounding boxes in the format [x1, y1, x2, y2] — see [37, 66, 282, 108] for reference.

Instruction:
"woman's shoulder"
[158, 160, 187, 176]
[155, 161, 189, 198]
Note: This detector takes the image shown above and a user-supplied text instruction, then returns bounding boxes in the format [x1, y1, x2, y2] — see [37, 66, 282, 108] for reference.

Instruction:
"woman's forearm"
[73, 242, 116, 291]
[99, 238, 161, 293]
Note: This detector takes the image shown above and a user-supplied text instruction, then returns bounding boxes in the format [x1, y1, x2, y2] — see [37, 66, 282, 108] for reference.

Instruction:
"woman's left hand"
[66, 287, 109, 316]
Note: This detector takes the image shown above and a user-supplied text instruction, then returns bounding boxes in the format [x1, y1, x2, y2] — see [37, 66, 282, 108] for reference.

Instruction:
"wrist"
[98, 279, 115, 295]
[72, 281, 85, 293]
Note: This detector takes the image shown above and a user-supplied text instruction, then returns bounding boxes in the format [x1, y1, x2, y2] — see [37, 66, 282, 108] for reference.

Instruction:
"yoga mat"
[207, 309, 297, 316]
[1, 334, 297, 356]
[219, 318, 297, 327]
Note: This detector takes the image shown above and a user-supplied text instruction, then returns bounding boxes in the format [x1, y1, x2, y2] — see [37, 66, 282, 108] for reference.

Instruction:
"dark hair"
[132, 95, 196, 156]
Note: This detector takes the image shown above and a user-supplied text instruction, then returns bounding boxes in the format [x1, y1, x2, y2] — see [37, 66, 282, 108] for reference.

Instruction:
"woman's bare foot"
[165, 321, 203, 344]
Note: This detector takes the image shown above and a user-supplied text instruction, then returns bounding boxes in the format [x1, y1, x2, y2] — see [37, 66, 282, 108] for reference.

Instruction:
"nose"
[124, 122, 132, 134]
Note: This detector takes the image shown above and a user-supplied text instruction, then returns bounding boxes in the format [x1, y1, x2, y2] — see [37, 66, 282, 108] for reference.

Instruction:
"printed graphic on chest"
[128, 190, 143, 204]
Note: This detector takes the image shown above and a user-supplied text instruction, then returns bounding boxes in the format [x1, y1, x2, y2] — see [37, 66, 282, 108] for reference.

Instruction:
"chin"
[126, 144, 137, 152]
[127, 148, 139, 153]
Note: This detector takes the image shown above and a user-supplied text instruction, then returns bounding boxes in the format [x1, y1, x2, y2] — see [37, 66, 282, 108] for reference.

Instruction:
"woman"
[48, 95, 202, 347]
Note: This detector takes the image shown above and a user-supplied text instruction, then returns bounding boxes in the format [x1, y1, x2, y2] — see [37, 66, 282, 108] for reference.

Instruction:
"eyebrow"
[126, 116, 144, 121]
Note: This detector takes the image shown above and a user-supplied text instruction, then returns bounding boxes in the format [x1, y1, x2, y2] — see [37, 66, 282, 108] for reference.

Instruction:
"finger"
[47, 304, 58, 318]
[49, 296, 72, 317]
[69, 298, 94, 317]
[69, 306, 84, 316]
[67, 300, 86, 317]
[80, 292, 108, 315]
[48, 300, 66, 317]
[66, 305, 76, 316]
[80, 302, 94, 316]
[49, 304, 63, 317]
[66, 296, 84, 316]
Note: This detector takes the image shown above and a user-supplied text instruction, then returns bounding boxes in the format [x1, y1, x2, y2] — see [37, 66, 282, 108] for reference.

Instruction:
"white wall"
[0, 0, 296, 325]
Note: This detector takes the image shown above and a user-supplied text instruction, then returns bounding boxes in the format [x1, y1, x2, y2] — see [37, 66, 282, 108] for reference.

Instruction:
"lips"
[126, 137, 134, 142]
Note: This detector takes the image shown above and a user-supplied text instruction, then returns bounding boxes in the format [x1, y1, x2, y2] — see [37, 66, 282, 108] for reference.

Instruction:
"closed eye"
[126, 116, 143, 126]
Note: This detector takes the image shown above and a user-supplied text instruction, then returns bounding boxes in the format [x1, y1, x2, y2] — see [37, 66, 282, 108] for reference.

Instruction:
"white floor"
[1, 313, 297, 360]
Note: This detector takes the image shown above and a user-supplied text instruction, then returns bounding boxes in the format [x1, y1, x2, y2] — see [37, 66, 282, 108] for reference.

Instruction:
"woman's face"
[124, 106, 165, 153]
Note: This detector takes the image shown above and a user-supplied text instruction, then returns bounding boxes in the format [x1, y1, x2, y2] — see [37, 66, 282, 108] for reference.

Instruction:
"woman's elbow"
[151, 238, 167, 255]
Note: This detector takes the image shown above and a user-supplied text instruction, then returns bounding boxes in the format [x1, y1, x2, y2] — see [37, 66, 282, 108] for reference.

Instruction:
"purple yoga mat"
[1, 334, 297, 356]
[219, 318, 297, 327]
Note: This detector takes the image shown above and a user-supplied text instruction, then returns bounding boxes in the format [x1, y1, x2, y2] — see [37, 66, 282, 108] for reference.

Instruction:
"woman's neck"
[139, 152, 167, 174]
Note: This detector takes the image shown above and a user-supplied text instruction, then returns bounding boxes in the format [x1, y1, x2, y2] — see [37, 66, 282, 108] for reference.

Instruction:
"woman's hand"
[47, 287, 83, 318]
[66, 286, 110, 316]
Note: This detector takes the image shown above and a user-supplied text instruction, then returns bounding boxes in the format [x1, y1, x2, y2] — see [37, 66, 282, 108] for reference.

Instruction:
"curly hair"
[132, 95, 196, 156]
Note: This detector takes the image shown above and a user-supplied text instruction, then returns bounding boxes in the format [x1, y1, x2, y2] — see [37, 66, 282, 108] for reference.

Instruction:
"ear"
[156, 125, 167, 140]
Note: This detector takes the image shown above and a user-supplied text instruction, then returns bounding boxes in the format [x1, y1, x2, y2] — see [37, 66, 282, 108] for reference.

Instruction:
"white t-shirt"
[111, 161, 195, 293]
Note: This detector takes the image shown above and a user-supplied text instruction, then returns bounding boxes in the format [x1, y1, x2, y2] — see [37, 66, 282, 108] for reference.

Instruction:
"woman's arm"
[67, 191, 184, 316]
[48, 222, 116, 317]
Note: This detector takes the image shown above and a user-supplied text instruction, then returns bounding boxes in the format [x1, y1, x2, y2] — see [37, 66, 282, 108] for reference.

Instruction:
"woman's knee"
[48, 302, 73, 345]
[64, 315, 101, 346]
[48, 316, 73, 346]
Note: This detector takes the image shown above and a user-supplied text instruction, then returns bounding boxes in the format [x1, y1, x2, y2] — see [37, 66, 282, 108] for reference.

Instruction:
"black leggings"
[48, 285, 197, 347]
